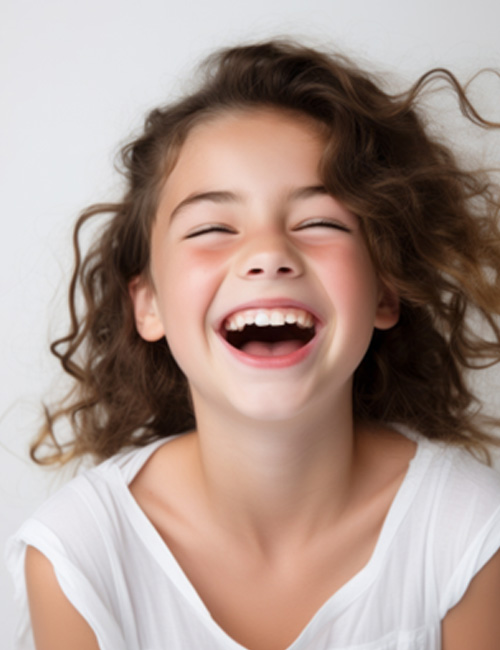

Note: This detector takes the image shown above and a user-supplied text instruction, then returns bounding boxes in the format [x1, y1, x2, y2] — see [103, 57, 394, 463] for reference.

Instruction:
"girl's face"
[131, 109, 398, 424]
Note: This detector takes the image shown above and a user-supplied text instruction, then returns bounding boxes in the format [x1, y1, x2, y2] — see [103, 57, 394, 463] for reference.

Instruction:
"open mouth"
[222, 308, 317, 358]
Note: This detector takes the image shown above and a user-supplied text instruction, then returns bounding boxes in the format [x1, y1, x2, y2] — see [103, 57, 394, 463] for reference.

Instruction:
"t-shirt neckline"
[114, 430, 433, 649]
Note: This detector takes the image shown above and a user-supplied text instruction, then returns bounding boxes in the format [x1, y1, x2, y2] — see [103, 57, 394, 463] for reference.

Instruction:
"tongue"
[240, 340, 304, 357]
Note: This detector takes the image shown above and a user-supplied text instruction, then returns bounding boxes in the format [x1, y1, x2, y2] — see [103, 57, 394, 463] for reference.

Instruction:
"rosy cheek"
[156, 248, 227, 317]
[315, 247, 378, 309]
[183, 248, 229, 285]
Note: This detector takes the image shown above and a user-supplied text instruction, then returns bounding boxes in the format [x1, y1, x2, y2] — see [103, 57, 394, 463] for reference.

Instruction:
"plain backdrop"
[1, 0, 499, 643]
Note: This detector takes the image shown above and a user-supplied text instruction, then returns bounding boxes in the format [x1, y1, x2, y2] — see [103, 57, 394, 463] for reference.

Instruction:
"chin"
[223, 383, 326, 425]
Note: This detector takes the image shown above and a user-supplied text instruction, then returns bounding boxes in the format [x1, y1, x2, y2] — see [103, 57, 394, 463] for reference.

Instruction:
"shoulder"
[375, 430, 500, 633]
[6, 440, 168, 588]
[423, 440, 500, 522]
[6, 440, 172, 649]
[411, 435, 500, 546]
[412, 437, 500, 618]
[394, 425, 500, 506]
[20, 453, 127, 544]
[20, 437, 172, 536]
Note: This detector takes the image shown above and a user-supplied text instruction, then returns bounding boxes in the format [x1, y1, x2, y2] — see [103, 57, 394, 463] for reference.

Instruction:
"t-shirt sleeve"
[436, 452, 500, 618]
[4, 478, 128, 650]
[438, 506, 500, 617]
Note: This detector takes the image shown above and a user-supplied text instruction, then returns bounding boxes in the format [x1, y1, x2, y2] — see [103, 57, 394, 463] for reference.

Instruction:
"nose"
[236, 235, 304, 280]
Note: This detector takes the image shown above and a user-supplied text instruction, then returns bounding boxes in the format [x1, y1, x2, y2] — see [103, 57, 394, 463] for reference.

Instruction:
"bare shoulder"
[25, 545, 99, 650]
[442, 548, 500, 650]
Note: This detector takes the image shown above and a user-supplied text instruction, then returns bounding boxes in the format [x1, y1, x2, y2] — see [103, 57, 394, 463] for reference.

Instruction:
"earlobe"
[128, 276, 166, 342]
[374, 283, 400, 331]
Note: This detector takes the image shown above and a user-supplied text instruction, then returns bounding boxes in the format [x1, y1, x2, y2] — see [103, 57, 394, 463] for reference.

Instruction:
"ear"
[374, 282, 400, 331]
[128, 276, 166, 342]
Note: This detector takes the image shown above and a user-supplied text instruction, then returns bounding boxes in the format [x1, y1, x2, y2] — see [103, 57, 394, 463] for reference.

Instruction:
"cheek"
[151, 248, 227, 341]
[313, 244, 379, 313]
[172, 249, 230, 310]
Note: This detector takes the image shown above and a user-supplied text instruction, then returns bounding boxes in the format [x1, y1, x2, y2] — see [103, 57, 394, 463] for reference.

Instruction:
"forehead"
[157, 108, 328, 209]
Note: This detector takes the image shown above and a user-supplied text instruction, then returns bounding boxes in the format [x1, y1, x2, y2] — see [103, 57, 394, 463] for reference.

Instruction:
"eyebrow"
[169, 185, 329, 221]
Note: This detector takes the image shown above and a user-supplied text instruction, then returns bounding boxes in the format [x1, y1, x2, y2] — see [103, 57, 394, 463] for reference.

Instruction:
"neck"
[190, 393, 357, 556]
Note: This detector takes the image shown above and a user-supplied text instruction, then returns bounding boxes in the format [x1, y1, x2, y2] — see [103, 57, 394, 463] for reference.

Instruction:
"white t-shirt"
[5, 431, 500, 650]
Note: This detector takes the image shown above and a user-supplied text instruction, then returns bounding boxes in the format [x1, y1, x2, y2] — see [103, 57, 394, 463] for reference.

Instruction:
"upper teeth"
[224, 308, 314, 332]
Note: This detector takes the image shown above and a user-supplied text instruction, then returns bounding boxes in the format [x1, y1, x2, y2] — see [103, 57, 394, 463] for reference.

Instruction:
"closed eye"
[185, 224, 236, 239]
[295, 218, 352, 233]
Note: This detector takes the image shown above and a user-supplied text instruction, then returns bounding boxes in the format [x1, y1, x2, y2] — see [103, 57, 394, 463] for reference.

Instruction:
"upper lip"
[215, 298, 323, 333]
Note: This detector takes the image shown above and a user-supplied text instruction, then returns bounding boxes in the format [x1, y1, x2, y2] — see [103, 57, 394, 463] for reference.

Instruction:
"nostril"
[246, 265, 294, 276]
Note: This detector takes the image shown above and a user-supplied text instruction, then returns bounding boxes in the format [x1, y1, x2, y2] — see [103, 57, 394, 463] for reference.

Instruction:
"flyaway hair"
[32, 40, 500, 465]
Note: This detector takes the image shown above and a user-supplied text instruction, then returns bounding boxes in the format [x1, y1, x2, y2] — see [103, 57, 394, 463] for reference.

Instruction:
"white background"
[1, 0, 499, 644]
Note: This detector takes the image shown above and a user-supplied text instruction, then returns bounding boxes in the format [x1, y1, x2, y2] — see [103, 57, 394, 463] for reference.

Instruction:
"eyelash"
[185, 218, 351, 239]
[295, 218, 351, 233]
[185, 225, 235, 239]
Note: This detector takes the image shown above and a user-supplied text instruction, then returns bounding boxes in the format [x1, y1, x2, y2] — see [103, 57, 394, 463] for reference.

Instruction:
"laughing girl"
[7, 40, 500, 650]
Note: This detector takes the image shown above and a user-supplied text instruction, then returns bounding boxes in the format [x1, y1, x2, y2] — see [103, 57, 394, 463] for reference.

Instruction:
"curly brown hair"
[32, 39, 500, 466]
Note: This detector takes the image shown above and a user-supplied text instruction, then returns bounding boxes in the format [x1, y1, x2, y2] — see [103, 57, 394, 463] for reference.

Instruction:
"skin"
[26, 108, 500, 650]
[25, 546, 100, 650]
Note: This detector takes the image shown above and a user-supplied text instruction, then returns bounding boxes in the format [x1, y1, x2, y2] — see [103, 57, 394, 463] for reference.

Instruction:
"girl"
[6, 40, 500, 650]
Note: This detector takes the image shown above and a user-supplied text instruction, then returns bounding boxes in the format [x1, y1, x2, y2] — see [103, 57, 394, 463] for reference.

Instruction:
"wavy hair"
[32, 40, 500, 466]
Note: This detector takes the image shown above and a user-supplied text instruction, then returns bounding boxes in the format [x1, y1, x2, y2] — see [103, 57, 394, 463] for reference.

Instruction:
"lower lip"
[218, 332, 320, 369]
